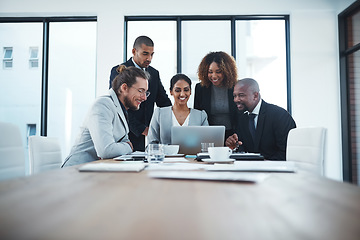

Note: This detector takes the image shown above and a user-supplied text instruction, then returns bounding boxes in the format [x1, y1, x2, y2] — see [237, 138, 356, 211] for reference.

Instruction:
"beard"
[124, 96, 139, 111]
[235, 102, 247, 113]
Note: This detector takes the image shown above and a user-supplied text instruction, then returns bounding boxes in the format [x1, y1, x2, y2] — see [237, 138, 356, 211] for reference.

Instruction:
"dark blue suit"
[236, 100, 296, 160]
[109, 58, 171, 151]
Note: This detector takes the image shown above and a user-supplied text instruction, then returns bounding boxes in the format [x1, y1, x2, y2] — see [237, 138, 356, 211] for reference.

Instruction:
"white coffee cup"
[163, 145, 179, 155]
[208, 147, 232, 160]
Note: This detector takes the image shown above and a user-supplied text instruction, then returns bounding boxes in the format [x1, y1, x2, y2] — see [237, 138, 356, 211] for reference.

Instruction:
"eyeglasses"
[131, 86, 150, 98]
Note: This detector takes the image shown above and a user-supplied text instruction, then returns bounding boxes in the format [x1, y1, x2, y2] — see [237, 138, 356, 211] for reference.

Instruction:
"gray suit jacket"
[147, 106, 209, 145]
[62, 89, 132, 167]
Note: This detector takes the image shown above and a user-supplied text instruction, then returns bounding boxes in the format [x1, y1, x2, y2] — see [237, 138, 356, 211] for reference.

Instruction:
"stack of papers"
[148, 171, 269, 183]
[78, 162, 146, 172]
[206, 161, 296, 172]
[114, 154, 186, 161]
[114, 152, 147, 160]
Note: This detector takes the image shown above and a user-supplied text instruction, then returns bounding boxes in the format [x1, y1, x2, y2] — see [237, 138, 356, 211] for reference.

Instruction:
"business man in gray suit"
[62, 66, 149, 167]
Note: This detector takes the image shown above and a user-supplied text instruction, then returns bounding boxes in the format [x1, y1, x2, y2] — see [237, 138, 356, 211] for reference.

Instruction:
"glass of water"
[147, 144, 165, 163]
[201, 142, 214, 153]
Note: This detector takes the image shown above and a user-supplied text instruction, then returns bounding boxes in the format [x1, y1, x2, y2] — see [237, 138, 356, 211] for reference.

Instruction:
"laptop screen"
[171, 126, 225, 155]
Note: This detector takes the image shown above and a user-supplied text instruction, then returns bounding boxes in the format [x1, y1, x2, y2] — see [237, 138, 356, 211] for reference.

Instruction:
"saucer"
[202, 158, 235, 164]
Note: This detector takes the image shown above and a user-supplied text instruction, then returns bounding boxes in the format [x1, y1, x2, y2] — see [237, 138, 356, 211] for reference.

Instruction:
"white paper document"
[148, 171, 269, 183]
[206, 161, 296, 172]
[146, 163, 207, 171]
[114, 153, 185, 161]
[78, 162, 146, 172]
[163, 157, 189, 163]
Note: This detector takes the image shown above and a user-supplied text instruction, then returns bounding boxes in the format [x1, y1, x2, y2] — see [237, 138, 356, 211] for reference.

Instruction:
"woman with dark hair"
[147, 73, 208, 145]
[62, 66, 149, 167]
[194, 51, 238, 141]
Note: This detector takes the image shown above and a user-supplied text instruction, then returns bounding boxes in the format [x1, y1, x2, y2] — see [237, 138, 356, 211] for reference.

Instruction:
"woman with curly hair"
[194, 51, 238, 141]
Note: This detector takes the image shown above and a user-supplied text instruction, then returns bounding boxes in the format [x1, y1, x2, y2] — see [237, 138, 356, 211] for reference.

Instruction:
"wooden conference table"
[0, 159, 360, 240]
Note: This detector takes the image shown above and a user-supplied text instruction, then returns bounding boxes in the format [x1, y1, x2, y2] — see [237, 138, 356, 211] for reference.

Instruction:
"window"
[3, 47, 13, 69]
[47, 21, 97, 156]
[27, 123, 36, 145]
[339, 1, 360, 185]
[29, 47, 39, 68]
[125, 15, 290, 111]
[127, 20, 177, 104]
[0, 17, 97, 175]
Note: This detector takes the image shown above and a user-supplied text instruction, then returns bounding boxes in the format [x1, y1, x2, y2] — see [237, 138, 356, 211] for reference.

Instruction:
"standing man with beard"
[109, 36, 171, 151]
[225, 78, 296, 160]
[62, 66, 149, 167]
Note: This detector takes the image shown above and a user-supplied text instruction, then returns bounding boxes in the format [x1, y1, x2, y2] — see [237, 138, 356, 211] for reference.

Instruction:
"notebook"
[196, 152, 265, 161]
[171, 126, 225, 155]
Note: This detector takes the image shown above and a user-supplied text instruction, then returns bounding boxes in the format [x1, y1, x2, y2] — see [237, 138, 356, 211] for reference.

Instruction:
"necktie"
[248, 113, 256, 142]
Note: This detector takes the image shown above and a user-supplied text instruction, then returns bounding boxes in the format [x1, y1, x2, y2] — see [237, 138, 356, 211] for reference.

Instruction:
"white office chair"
[0, 122, 26, 181]
[286, 127, 327, 176]
[28, 136, 62, 174]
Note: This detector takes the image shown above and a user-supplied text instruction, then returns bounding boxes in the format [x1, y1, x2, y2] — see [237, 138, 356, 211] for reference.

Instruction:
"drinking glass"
[147, 144, 165, 163]
[201, 142, 214, 153]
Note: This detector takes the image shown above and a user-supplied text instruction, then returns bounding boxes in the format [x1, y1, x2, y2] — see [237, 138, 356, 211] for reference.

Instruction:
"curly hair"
[197, 51, 238, 88]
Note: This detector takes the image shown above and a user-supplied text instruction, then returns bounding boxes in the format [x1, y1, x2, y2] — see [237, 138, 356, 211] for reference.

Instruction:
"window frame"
[124, 15, 292, 113]
[3, 47, 13, 69]
[0, 16, 97, 136]
[338, 1, 360, 183]
[29, 46, 39, 68]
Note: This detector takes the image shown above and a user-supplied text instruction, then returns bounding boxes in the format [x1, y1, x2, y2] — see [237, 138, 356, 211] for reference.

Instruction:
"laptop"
[171, 126, 225, 155]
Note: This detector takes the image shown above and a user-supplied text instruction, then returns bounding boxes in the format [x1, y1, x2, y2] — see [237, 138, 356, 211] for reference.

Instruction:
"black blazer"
[109, 58, 171, 151]
[236, 100, 296, 160]
[194, 83, 238, 137]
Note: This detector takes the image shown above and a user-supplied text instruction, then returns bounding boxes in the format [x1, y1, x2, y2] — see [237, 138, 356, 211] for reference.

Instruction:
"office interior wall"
[0, 0, 356, 180]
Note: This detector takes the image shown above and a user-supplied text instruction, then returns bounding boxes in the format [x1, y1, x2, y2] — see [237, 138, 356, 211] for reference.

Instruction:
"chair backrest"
[28, 136, 62, 174]
[286, 127, 327, 176]
[0, 122, 25, 181]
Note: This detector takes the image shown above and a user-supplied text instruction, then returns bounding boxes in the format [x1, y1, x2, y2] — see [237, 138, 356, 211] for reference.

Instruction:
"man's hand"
[127, 141, 134, 151]
[225, 133, 242, 150]
[142, 127, 149, 136]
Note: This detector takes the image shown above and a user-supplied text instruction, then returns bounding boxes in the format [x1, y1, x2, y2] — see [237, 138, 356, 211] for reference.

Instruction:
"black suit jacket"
[236, 100, 296, 160]
[109, 58, 171, 151]
[193, 83, 238, 139]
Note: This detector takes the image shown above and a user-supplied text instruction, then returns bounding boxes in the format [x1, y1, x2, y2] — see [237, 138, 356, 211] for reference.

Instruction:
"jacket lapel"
[254, 101, 266, 151]
[109, 89, 129, 133]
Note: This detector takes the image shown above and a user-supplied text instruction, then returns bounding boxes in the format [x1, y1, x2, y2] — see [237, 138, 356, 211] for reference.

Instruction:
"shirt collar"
[118, 98, 128, 121]
[109, 88, 128, 121]
[245, 99, 262, 115]
[131, 58, 146, 71]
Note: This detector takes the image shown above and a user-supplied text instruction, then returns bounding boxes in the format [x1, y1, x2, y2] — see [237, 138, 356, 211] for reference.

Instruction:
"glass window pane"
[4, 61, 13, 68]
[347, 50, 360, 185]
[0, 23, 43, 175]
[4, 48, 13, 58]
[30, 60, 38, 68]
[47, 22, 97, 161]
[30, 47, 38, 58]
[182, 20, 231, 107]
[236, 20, 287, 110]
[347, 9, 360, 48]
[127, 21, 177, 100]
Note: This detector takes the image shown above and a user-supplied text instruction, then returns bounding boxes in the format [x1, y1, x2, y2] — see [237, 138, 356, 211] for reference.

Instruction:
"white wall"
[0, 0, 356, 180]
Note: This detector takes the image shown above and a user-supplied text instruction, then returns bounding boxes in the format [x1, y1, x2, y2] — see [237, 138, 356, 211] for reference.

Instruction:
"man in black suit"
[109, 36, 171, 151]
[225, 78, 296, 160]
